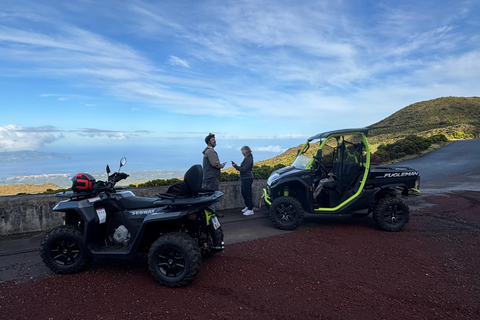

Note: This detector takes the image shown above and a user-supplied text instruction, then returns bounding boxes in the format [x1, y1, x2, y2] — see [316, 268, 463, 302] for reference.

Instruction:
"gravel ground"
[0, 191, 479, 320]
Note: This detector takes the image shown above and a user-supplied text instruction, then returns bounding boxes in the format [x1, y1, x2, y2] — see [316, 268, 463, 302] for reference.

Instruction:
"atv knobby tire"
[372, 197, 410, 232]
[270, 196, 304, 230]
[40, 225, 92, 274]
[148, 232, 202, 287]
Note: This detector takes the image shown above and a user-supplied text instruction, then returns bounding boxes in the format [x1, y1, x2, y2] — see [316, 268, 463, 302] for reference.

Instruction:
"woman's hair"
[241, 146, 252, 156]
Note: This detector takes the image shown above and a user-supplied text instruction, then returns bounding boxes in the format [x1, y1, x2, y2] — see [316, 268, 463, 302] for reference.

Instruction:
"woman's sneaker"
[243, 209, 254, 216]
[241, 207, 248, 213]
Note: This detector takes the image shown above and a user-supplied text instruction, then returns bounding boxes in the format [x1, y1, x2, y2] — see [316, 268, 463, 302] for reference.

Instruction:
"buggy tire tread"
[269, 196, 304, 230]
[372, 197, 410, 232]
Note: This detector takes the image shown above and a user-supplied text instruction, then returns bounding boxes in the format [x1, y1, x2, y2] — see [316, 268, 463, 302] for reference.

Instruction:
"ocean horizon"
[0, 138, 303, 187]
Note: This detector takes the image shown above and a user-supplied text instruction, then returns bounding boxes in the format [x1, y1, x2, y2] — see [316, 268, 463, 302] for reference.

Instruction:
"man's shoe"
[243, 209, 254, 216]
[241, 207, 248, 213]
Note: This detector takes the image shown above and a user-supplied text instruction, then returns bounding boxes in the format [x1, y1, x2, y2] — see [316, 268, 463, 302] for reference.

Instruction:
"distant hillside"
[228, 96, 479, 171]
[0, 183, 60, 196]
[368, 96, 480, 144]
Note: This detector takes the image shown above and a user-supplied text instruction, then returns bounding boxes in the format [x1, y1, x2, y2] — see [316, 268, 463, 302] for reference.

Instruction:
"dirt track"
[0, 191, 479, 319]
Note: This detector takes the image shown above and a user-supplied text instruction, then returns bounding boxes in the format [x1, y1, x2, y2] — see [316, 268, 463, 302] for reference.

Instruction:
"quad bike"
[263, 128, 420, 232]
[40, 158, 224, 287]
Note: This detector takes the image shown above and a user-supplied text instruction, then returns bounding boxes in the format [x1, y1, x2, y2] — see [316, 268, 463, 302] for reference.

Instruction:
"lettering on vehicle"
[130, 209, 156, 215]
[376, 171, 419, 178]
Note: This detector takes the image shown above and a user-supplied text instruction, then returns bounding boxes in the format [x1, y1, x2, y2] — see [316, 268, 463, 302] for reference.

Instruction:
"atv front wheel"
[372, 197, 410, 232]
[148, 232, 202, 287]
[40, 225, 92, 274]
[270, 196, 304, 230]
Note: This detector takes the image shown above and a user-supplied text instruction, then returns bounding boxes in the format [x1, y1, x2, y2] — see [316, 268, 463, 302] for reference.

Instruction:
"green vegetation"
[129, 178, 180, 188]
[373, 134, 448, 164]
[219, 164, 286, 182]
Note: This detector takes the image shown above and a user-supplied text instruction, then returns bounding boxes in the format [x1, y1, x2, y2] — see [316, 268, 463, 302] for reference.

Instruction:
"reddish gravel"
[1, 191, 479, 319]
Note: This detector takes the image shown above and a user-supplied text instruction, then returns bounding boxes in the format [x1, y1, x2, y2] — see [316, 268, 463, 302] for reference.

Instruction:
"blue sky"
[1, 0, 479, 159]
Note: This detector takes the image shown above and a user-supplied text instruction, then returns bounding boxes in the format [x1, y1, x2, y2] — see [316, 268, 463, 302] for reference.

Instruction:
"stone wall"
[0, 180, 267, 236]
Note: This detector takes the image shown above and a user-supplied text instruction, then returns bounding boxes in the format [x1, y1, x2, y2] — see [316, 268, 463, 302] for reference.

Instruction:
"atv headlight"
[267, 172, 280, 186]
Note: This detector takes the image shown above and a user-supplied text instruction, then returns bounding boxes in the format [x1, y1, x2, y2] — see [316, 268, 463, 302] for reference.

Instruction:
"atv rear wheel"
[148, 232, 202, 287]
[270, 196, 304, 230]
[40, 225, 92, 274]
[372, 197, 410, 232]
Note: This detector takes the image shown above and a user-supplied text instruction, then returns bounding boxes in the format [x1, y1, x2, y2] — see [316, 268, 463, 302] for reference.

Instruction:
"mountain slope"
[251, 96, 480, 168]
[368, 96, 480, 144]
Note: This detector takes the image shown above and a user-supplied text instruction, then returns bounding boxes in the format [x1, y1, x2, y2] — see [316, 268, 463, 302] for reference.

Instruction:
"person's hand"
[221, 162, 227, 168]
[232, 161, 237, 166]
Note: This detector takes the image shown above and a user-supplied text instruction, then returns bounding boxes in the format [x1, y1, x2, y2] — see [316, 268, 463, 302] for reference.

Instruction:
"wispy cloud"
[252, 145, 287, 153]
[167, 56, 189, 68]
[0, 124, 153, 151]
[0, 125, 64, 151]
[76, 128, 150, 139]
[0, 0, 478, 137]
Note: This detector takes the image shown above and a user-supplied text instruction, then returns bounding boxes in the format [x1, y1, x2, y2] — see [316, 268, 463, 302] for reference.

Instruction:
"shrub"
[451, 131, 465, 139]
[430, 134, 448, 143]
[130, 178, 180, 188]
[372, 134, 440, 163]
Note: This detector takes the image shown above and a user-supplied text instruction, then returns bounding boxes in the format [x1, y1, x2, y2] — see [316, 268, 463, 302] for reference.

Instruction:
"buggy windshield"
[291, 155, 312, 169]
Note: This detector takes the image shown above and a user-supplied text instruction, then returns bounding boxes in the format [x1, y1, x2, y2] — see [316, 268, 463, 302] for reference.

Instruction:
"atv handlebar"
[108, 172, 129, 184]
[94, 172, 129, 192]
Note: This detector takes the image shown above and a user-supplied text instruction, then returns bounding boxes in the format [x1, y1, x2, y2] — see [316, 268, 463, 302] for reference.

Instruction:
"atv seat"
[120, 197, 159, 210]
[156, 164, 204, 200]
[184, 164, 203, 196]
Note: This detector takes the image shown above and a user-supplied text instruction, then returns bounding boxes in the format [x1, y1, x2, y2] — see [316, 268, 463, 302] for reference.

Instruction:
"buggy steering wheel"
[314, 158, 328, 176]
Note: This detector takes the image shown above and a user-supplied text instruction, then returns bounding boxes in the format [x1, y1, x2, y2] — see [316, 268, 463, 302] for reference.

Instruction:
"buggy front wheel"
[269, 196, 304, 230]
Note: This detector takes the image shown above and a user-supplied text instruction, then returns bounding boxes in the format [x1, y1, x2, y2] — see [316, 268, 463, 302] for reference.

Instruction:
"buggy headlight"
[267, 173, 280, 186]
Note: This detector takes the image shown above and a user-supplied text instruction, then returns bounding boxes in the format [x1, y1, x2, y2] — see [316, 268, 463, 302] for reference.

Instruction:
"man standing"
[202, 133, 226, 192]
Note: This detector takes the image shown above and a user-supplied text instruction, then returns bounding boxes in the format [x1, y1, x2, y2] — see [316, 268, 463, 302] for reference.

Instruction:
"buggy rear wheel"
[148, 232, 202, 287]
[372, 197, 410, 232]
[269, 196, 304, 230]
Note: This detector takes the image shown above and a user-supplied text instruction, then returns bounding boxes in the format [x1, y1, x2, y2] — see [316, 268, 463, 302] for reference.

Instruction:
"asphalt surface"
[396, 139, 480, 183]
[1, 140, 479, 283]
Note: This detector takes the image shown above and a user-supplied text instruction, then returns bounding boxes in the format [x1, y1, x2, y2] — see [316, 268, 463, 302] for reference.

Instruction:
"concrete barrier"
[0, 180, 267, 236]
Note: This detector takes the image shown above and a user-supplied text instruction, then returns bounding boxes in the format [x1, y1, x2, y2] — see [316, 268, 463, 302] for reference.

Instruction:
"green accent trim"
[410, 188, 421, 194]
[314, 131, 371, 212]
[263, 189, 272, 205]
[205, 209, 213, 226]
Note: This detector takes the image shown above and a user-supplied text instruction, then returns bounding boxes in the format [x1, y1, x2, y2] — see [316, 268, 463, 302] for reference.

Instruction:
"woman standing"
[232, 146, 254, 216]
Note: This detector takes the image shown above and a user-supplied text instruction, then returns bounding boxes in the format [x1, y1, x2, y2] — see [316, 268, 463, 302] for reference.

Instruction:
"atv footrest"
[92, 244, 130, 253]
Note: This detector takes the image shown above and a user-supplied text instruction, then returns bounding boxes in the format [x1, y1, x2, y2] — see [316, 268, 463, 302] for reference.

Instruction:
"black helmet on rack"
[71, 173, 96, 192]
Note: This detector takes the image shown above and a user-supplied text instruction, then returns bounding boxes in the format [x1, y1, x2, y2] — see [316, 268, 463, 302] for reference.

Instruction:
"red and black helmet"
[71, 173, 96, 192]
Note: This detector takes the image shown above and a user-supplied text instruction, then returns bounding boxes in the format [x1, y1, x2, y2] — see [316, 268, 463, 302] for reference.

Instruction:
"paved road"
[1, 140, 479, 283]
[396, 139, 480, 183]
